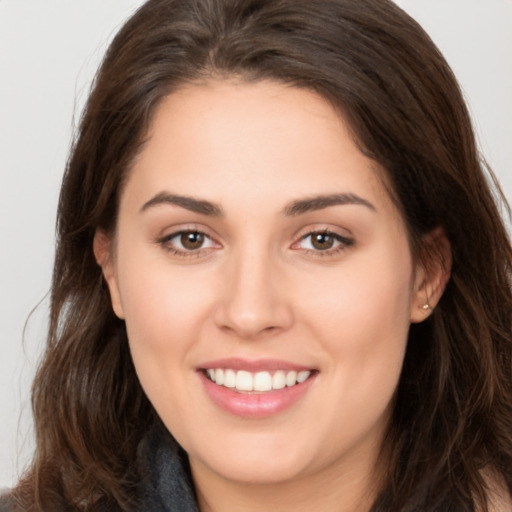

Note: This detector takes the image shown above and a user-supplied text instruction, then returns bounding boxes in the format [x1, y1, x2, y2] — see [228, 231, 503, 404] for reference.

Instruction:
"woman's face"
[99, 80, 432, 489]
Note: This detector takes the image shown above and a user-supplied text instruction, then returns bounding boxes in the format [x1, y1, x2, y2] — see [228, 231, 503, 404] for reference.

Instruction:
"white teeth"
[285, 370, 297, 387]
[272, 370, 286, 390]
[215, 368, 224, 385]
[253, 371, 273, 391]
[224, 369, 236, 388]
[236, 370, 253, 391]
[205, 368, 312, 392]
[297, 370, 311, 383]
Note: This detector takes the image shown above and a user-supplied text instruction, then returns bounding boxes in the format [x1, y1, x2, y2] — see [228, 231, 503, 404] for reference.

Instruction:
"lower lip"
[198, 371, 316, 419]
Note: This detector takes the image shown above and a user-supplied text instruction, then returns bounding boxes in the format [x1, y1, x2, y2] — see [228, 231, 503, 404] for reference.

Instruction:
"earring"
[421, 303, 431, 310]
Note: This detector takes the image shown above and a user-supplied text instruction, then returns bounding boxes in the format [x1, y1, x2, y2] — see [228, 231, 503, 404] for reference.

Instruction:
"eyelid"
[291, 227, 355, 254]
[156, 222, 218, 243]
[157, 226, 222, 257]
[155, 224, 354, 258]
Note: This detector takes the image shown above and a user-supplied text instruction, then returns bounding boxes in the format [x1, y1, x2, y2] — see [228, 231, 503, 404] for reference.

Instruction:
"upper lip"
[198, 358, 315, 373]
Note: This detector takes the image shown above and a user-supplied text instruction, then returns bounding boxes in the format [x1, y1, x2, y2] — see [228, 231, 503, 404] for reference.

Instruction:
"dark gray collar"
[135, 423, 199, 512]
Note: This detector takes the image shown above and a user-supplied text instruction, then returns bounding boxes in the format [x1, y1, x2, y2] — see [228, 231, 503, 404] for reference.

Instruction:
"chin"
[186, 429, 321, 485]
[202, 454, 310, 485]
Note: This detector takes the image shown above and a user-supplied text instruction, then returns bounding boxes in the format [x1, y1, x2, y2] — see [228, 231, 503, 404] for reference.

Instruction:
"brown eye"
[311, 233, 335, 250]
[180, 232, 205, 250]
[159, 229, 219, 256]
[292, 230, 354, 254]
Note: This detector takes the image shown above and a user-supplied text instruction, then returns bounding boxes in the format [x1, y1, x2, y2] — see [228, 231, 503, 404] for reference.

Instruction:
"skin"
[95, 80, 450, 512]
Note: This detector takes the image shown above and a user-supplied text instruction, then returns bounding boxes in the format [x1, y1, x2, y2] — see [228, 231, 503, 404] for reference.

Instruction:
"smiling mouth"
[203, 368, 313, 393]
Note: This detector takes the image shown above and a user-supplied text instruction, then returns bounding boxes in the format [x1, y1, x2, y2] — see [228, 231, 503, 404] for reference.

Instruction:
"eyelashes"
[157, 230, 220, 258]
[157, 228, 355, 259]
[291, 230, 354, 255]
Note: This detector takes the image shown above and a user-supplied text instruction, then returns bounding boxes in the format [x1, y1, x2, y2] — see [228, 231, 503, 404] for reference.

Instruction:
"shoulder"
[487, 486, 512, 512]
[480, 470, 512, 512]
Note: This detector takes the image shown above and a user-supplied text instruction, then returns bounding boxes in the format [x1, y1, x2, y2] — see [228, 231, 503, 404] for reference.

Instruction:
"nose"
[214, 246, 294, 340]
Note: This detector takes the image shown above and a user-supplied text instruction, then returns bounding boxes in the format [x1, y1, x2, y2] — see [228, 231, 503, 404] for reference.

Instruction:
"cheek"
[118, 249, 214, 339]
[114, 246, 219, 395]
[292, 252, 413, 450]
[298, 244, 413, 394]
[116, 261, 222, 434]
[301, 246, 413, 339]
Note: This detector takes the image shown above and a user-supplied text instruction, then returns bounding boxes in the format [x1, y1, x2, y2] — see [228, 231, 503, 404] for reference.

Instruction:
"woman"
[2, 0, 511, 510]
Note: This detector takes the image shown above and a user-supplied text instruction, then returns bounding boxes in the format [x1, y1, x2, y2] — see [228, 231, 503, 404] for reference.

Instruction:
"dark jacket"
[134, 424, 199, 512]
[0, 425, 199, 512]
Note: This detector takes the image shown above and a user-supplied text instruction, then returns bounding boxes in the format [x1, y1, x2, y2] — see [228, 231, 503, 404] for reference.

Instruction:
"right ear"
[409, 227, 452, 323]
[93, 229, 125, 319]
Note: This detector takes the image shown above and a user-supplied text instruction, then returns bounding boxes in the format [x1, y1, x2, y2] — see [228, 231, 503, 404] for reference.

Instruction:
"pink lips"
[198, 358, 317, 419]
[200, 357, 312, 373]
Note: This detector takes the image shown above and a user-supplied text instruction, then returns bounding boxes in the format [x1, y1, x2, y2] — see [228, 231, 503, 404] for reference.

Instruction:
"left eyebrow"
[282, 193, 376, 216]
[140, 192, 223, 216]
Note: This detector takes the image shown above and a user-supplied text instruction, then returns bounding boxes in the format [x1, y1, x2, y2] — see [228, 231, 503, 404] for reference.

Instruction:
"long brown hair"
[11, 0, 512, 510]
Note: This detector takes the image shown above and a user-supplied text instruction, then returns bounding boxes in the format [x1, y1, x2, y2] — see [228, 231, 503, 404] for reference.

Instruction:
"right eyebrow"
[140, 192, 224, 216]
[282, 193, 376, 216]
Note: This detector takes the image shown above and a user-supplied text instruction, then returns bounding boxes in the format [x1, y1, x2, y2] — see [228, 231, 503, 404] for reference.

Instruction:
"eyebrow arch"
[140, 192, 223, 216]
[283, 193, 376, 216]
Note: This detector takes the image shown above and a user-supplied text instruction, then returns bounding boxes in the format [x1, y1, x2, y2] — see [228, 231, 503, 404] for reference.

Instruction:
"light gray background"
[1, 0, 511, 490]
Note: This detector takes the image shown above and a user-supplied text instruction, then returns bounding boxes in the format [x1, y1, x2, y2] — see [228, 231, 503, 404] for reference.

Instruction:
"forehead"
[124, 79, 399, 220]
